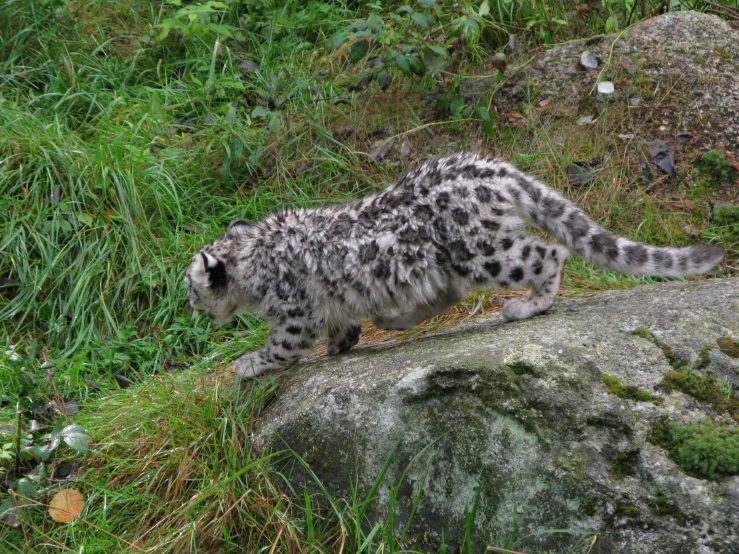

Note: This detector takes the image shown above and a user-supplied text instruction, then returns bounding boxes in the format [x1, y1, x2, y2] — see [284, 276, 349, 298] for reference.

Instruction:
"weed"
[698, 149, 738, 185]
[696, 346, 711, 370]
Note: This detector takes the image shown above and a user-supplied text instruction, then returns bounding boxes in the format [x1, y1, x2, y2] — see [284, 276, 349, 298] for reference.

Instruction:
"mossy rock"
[257, 279, 739, 554]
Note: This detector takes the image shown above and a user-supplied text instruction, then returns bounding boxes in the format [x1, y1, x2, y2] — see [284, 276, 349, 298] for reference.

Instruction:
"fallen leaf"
[566, 157, 604, 186]
[30, 420, 46, 433]
[505, 34, 521, 56]
[237, 59, 259, 73]
[63, 398, 80, 414]
[114, 375, 131, 389]
[724, 151, 739, 171]
[54, 461, 75, 480]
[649, 139, 675, 175]
[348, 72, 373, 92]
[49, 489, 84, 523]
[668, 192, 693, 211]
[295, 162, 313, 175]
[332, 123, 355, 140]
[506, 111, 524, 126]
[377, 70, 393, 91]
[399, 136, 412, 158]
[370, 137, 395, 160]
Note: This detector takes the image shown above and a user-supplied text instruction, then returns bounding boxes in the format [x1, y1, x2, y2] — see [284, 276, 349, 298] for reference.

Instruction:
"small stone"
[580, 50, 599, 71]
[597, 81, 615, 94]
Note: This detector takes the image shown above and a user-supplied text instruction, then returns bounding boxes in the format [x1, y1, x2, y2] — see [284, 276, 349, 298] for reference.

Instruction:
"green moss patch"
[716, 337, 739, 359]
[613, 450, 639, 479]
[630, 329, 652, 340]
[647, 493, 687, 525]
[602, 374, 657, 402]
[615, 504, 640, 517]
[660, 369, 739, 421]
[699, 149, 738, 185]
[649, 416, 739, 479]
[696, 346, 711, 370]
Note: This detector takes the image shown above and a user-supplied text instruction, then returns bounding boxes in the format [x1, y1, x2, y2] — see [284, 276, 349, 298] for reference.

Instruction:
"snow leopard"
[185, 152, 723, 380]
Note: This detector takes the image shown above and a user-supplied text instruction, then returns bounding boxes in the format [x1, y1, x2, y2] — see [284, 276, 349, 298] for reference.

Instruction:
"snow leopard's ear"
[226, 219, 254, 238]
[201, 252, 228, 289]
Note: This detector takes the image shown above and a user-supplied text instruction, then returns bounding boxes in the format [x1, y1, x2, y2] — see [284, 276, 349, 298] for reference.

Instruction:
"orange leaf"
[49, 489, 84, 523]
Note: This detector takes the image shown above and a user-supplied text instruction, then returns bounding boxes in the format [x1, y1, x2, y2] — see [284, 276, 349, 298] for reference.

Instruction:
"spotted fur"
[185, 153, 723, 379]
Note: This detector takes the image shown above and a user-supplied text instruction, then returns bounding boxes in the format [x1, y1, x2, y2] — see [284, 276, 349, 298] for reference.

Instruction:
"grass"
[0, 0, 736, 550]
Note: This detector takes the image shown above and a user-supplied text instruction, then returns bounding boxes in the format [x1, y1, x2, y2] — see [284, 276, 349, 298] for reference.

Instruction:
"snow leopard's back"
[224, 153, 722, 319]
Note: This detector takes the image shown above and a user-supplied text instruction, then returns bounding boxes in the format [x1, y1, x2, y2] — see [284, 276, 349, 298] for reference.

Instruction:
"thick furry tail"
[466, 154, 723, 277]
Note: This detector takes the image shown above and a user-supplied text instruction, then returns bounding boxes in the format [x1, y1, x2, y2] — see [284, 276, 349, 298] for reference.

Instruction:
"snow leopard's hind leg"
[501, 240, 569, 321]
[371, 286, 466, 330]
[327, 320, 362, 356]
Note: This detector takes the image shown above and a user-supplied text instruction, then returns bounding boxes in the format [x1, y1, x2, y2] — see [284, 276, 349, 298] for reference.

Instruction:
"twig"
[42, 347, 67, 415]
[627, 104, 677, 109]
[700, 0, 739, 20]
[15, 401, 22, 477]
[650, 0, 669, 17]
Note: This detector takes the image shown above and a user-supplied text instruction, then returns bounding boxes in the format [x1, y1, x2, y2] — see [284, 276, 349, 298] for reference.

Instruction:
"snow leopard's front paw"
[232, 353, 272, 380]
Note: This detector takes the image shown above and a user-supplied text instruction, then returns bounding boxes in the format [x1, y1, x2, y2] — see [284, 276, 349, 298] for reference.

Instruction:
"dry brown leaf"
[49, 489, 84, 523]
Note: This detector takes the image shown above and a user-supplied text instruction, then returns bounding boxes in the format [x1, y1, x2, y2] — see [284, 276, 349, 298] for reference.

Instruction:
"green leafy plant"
[1, 416, 91, 528]
[325, 1, 495, 93]
[25, 422, 92, 462]
[156, 0, 242, 42]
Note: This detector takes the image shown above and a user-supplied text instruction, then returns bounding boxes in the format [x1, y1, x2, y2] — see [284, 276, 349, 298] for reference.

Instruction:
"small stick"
[42, 348, 67, 415]
[15, 401, 22, 477]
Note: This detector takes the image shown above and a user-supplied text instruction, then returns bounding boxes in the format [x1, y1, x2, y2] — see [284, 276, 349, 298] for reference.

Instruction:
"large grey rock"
[255, 278, 739, 554]
[466, 11, 739, 152]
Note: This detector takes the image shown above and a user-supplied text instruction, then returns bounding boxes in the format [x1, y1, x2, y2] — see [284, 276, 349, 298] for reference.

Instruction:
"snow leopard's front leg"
[233, 321, 317, 379]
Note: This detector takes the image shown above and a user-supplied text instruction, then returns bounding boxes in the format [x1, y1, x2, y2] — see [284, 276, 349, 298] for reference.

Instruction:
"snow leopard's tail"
[466, 153, 722, 277]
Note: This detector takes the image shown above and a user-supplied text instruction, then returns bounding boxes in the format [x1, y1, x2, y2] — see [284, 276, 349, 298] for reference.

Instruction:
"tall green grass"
[0, 0, 732, 548]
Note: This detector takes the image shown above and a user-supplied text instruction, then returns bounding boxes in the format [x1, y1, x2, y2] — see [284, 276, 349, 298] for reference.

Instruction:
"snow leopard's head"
[185, 249, 238, 324]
